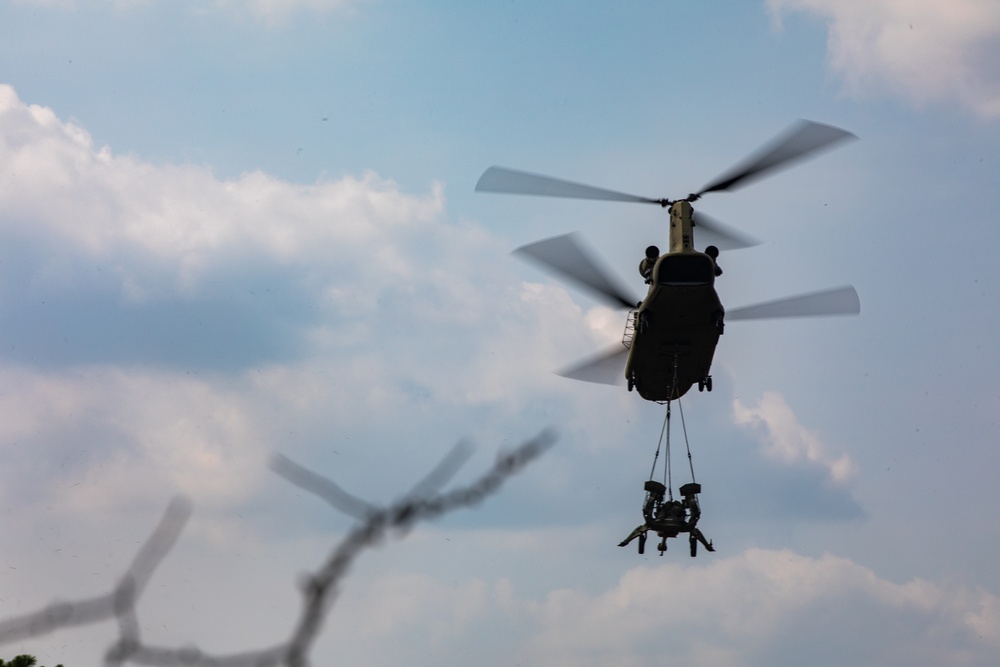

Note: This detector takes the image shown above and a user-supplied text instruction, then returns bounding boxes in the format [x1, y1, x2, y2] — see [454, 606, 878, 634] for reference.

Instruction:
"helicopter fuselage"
[625, 201, 724, 402]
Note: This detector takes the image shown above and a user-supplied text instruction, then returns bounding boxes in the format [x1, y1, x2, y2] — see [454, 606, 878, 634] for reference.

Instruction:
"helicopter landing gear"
[628, 373, 635, 392]
[698, 376, 713, 392]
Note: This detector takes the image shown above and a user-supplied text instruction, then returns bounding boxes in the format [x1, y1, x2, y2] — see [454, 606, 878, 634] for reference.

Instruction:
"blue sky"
[1, 1, 999, 665]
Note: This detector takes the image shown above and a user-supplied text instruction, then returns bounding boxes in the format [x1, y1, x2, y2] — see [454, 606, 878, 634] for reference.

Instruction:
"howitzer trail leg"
[691, 527, 715, 552]
[618, 524, 648, 550]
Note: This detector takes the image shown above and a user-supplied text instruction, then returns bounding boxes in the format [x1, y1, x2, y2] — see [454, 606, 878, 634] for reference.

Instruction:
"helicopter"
[476, 120, 861, 402]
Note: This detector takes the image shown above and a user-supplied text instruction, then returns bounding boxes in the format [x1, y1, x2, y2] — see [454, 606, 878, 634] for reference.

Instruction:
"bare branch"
[0, 498, 192, 646]
[405, 438, 475, 502]
[0, 430, 555, 666]
[269, 453, 376, 520]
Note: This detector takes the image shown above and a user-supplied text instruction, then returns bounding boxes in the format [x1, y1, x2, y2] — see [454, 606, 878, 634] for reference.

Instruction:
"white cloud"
[0, 81, 612, 519]
[768, 0, 1000, 118]
[0, 365, 276, 513]
[733, 391, 857, 485]
[583, 304, 626, 345]
[274, 541, 1000, 666]
[329, 571, 492, 648]
[513, 548, 1000, 667]
[0, 83, 446, 300]
[4, 84, 547, 387]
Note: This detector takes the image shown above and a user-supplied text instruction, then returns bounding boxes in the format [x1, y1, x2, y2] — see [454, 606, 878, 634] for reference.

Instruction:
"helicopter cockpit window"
[656, 254, 714, 286]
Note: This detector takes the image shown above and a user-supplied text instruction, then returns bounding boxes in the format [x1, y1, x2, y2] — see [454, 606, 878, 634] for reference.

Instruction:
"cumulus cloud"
[733, 391, 857, 485]
[768, 0, 1000, 118]
[0, 84, 443, 293]
[295, 543, 1000, 667]
[0, 79, 591, 395]
[0, 83, 494, 374]
[512, 548, 1000, 667]
[0, 81, 608, 519]
[0, 364, 293, 518]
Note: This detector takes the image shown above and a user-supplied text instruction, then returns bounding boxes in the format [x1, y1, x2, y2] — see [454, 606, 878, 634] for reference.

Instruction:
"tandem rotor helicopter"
[476, 120, 861, 403]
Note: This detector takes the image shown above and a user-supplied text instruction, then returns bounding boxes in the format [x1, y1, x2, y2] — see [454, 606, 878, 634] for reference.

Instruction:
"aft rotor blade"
[557, 345, 629, 385]
[477, 166, 664, 205]
[693, 211, 761, 251]
[696, 120, 857, 197]
[514, 234, 638, 310]
[726, 285, 860, 320]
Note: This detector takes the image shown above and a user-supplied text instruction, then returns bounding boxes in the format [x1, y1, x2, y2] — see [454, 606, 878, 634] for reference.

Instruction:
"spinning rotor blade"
[477, 166, 664, 205]
[557, 345, 629, 385]
[693, 211, 761, 251]
[726, 285, 860, 320]
[696, 120, 857, 197]
[514, 234, 638, 310]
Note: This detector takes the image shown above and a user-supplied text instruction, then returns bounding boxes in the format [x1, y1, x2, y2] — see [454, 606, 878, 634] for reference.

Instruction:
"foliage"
[0, 655, 64, 667]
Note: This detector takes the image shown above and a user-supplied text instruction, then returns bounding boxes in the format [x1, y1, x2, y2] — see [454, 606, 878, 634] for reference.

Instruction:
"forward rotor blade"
[726, 285, 860, 320]
[697, 120, 857, 197]
[693, 211, 761, 251]
[477, 166, 663, 205]
[514, 234, 638, 310]
[557, 345, 629, 385]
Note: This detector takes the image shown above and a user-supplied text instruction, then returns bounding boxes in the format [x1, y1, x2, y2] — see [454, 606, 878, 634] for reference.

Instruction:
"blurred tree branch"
[0, 429, 556, 666]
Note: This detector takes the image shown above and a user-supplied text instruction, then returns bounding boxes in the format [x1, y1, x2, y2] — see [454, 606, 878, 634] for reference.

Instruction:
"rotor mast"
[668, 200, 695, 254]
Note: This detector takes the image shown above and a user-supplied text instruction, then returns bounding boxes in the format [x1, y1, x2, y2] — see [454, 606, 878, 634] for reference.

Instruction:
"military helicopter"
[476, 120, 860, 402]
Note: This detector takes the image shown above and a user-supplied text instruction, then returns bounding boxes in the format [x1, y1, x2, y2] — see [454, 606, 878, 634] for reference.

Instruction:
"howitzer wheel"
[644, 480, 667, 495]
[679, 482, 701, 496]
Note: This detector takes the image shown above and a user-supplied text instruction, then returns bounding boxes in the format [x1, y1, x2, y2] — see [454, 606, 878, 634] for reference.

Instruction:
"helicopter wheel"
[698, 380, 704, 392]
[706, 376, 713, 392]
[690, 535, 697, 557]
[628, 375, 635, 392]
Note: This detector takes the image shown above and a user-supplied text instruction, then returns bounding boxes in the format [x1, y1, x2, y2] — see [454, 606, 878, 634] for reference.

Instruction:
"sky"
[1, 0, 999, 665]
